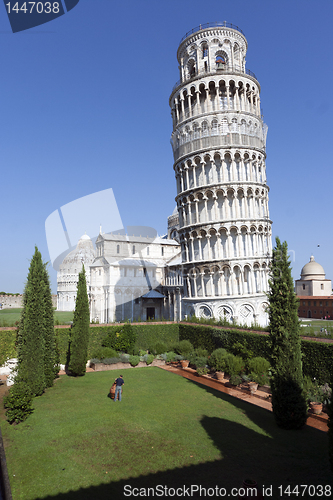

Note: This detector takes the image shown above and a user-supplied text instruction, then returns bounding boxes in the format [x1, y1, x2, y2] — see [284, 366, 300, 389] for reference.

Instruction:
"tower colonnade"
[168, 23, 272, 326]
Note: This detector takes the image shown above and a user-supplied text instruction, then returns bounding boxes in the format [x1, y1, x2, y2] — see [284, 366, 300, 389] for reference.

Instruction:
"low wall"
[0, 295, 57, 309]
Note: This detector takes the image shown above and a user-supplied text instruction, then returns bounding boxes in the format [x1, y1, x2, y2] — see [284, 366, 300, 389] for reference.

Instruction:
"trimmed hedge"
[301, 339, 333, 383]
[179, 323, 333, 384]
[2, 323, 333, 384]
[179, 324, 270, 358]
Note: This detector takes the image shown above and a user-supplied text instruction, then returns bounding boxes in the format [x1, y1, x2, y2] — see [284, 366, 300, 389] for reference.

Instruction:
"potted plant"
[307, 379, 324, 414]
[248, 381, 259, 395]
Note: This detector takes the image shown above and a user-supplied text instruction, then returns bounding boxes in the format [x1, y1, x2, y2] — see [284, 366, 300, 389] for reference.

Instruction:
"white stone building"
[167, 22, 272, 326]
[295, 256, 332, 297]
[57, 234, 95, 311]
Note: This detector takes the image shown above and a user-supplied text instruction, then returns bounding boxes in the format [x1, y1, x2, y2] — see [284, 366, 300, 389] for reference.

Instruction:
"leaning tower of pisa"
[169, 22, 272, 327]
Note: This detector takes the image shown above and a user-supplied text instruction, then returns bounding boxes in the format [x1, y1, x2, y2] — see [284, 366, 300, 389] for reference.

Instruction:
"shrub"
[4, 382, 34, 424]
[154, 342, 167, 355]
[224, 354, 244, 376]
[119, 353, 130, 363]
[91, 347, 118, 359]
[129, 355, 140, 367]
[247, 356, 270, 374]
[193, 356, 208, 369]
[102, 357, 120, 365]
[89, 358, 101, 365]
[194, 347, 208, 357]
[174, 340, 194, 357]
[144, 354, 154, 365]
[115, 323, 137, 353]
[229, 374, 242, 386]
[197, 366, 209, 376]
[209, 348, 228, 371]
[231, 341, 254, 361]
[166, 351, 177, 362]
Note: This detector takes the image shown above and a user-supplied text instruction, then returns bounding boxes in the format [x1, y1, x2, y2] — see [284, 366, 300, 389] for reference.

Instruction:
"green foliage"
[196, 366, 209, 376]
[17, 247, 48, 396]
[247, 356, 270, 374]
[229, 374, 242, 386]
[268, 237, 307, 429]
[301, 340, 333, 384]
[131, 323, 179, 351]
[224, 354, 244, 376]
[91, 347, 118, 359]
[102, 357, 121, 365]
[209, 348, 228, 372]
[271, 377, 308, 430]
[101, 323, 137, 353]
[230, 341, 254, 362]
[174, 339, 194, 357]
[0, 329, 16, 365]
[42, 264, 57, 387]
[68, 266, 90, 376]
[4, 382, 34, 424]
[153, 341, 167, 355]
[179, 324, 218, 353]
[166, 351, 177, 362]
[129, 355, 140, 366]
[115, 323, 137, 352]
[144, 354, 154, 365]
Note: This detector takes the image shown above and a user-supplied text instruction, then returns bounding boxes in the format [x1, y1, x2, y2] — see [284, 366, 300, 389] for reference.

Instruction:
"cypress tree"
[17, 247, 46, 396]
[268, 237, 307, 429]
[68, 265, 90, 376]
[42, 263, 57, 387]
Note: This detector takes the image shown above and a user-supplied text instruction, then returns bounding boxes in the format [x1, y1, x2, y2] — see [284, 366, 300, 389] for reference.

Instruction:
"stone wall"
[0, 295, 57, 309]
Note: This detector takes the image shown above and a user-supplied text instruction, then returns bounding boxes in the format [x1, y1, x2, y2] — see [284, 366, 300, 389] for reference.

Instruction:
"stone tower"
[169, 22, 272, 326]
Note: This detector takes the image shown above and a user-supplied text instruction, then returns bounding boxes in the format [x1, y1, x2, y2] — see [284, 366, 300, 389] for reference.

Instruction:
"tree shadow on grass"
[34, 379, 331, 500]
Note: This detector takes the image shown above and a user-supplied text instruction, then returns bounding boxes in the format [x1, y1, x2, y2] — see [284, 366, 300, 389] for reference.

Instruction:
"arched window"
[216, 55, 226, 68]
[117, 244, 120, 254]
[132, 245, 135, 255]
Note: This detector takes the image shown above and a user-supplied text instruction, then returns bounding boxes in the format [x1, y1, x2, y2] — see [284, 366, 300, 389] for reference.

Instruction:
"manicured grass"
[0, 308, 73, 327]
[0, 308, 22, 327]
[1, 368, 332, 500]
[300, 320, 333, 339]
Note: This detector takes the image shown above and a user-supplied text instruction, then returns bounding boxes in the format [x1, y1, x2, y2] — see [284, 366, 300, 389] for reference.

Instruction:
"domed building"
[295, 256, 333, 319]
[57, 234, 96, 311]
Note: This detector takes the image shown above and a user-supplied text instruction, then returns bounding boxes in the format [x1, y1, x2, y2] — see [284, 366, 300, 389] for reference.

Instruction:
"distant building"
[296, 256, 333, 319]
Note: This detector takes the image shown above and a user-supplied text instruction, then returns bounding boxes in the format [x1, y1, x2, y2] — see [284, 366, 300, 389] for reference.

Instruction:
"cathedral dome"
[300, 256, 325, 280]
[61, 234, 95, 268]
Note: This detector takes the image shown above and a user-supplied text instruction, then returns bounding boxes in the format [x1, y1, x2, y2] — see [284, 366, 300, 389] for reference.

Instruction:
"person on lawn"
[114, 375, 124, 401]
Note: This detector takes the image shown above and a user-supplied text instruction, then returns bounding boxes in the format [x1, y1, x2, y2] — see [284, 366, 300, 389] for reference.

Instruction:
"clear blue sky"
[0, 0, 332, 294]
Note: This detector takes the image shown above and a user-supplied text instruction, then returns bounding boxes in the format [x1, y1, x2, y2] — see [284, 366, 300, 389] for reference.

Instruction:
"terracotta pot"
[180, 360, 189, 368]
[249, 382, 258, 395]
[216, 371, 224, 381]
[110, 382, 120, 401]
[310, 402, 323, 415]
[238, 479, 258, 499]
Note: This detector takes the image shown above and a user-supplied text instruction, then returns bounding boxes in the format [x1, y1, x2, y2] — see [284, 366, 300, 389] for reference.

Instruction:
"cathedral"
[57, 22, 272, 327]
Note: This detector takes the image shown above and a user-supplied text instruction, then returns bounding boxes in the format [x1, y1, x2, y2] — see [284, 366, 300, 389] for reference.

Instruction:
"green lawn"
[0, 368, 332, 500]
[0, 309, 73, 327]
[300, 320, 333, 338]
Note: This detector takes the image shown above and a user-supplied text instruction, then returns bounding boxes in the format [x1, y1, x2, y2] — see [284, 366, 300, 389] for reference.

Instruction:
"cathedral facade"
[57, 23, 272, 327]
